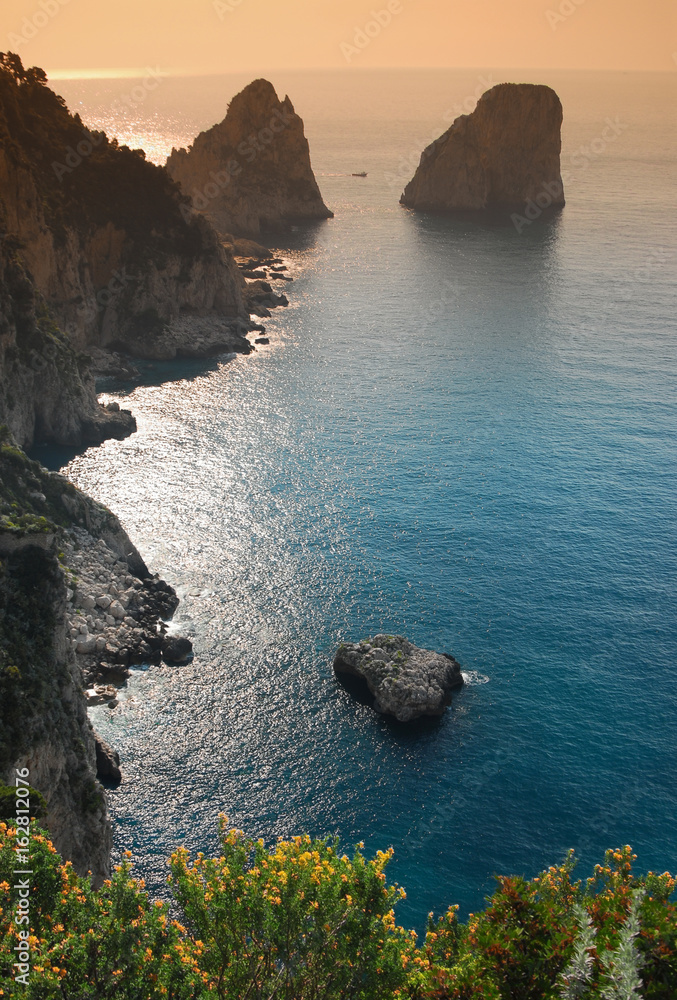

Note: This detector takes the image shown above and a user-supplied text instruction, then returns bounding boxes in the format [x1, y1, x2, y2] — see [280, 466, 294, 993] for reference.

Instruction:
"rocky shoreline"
[84, 237, 293, 376]
[0, 57, 311, 881]
[62, 526, 187, 697]
[0, 434, 195, 831]
[63, 238, 296, 748]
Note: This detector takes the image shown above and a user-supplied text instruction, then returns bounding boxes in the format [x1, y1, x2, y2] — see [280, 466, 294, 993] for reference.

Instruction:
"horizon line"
[45, 64, 672, 82]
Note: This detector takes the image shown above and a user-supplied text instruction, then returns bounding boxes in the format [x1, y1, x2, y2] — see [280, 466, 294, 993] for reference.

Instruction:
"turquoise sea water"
[51, 69, 676, 927]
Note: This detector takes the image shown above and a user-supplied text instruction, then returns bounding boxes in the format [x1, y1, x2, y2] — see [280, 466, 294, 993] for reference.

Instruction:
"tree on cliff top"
[0, 53, 202, 256]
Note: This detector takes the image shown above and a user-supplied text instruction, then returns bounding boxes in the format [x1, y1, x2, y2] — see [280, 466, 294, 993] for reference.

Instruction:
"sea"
[39, 67, 677, 929]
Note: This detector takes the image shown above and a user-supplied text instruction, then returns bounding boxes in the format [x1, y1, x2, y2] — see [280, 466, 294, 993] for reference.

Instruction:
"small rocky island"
[401, 82, 565, 214]
[334, 634, 464, 722]
[166, 79, 333, 237]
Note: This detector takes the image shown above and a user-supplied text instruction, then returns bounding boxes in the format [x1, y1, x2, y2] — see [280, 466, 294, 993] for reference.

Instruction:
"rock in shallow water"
[94, 733, 121, 785]
[333, 634, 463, 722]
[162, 636, 193, 663]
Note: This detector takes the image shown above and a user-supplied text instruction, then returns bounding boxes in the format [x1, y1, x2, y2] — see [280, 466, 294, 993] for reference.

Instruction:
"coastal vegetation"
[1, 818, 675, 998]
[0, 52, 193, 251]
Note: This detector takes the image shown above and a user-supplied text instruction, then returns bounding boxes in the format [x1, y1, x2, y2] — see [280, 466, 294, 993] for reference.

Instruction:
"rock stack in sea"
[334, 634, 464, 722]
[401, 83, 565, 214]
[166, 79, 333, 236]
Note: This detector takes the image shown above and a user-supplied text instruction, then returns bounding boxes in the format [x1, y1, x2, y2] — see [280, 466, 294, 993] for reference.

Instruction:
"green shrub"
[0, 783, 47, 821]
[0, 824, 674, 999]
[421, 847, 677, 1000]
[168, 815, 412, 999]
[0, 824, 205, 998]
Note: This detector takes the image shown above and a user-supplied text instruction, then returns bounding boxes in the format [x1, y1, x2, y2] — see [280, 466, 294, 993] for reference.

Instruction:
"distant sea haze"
[51, 68, 677, 927]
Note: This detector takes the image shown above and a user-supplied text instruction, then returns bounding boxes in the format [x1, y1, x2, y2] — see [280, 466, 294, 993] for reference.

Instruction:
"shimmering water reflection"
[64, 70, 677, 928]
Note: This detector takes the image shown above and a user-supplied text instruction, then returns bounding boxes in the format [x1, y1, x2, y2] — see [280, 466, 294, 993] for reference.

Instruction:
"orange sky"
[2, 0, 675, 77]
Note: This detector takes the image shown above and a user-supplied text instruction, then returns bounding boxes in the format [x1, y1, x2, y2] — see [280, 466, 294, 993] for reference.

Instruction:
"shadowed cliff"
[0, 53, 249, 360]
[0, 233, 135, 449]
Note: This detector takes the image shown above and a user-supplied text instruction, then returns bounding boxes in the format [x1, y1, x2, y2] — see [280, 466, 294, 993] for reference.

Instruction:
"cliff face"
[166, 78, 333, 236]
[0, 56, 248, 361]
[0, 57, 251, 881]
[0, 430, 158, 881]
[401, 83, 565, 213]
[0, 531, 112, 883]
[0, 234, 135, 449]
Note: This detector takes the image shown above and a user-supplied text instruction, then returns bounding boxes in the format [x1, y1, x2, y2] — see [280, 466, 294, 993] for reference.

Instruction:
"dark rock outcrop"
[167, 79, 333, 236]
[244, 279, 289, 318]
[401, 83, 564, 214]
[0, 54, 250, 365]
[162, 636, 193, 663]
[94, 734, 121, 785]
[334, 634, 464, 722]
[0, 233, 135, 449]
[223, 236, 274, 260]
[0, 530, 112, 882]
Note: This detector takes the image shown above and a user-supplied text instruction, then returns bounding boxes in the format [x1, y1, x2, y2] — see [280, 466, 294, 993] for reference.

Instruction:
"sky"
[1, 0, 676, 78]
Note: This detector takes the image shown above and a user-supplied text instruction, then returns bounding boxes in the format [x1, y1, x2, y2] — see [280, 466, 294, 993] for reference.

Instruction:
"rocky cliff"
[0, 233, 135, 449]
[0, 428, 188, 881]
[0, 434, 118, 881]
[401, 83, 565, 214]
[0, 56, 252, 880]
[0, 54, 250, 362]
[166, 78, 333, 236]
[0, 535, 112, 883]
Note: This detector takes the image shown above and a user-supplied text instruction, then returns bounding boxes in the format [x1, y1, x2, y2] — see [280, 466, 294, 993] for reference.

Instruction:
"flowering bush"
[168, 815, 412, 999]
[418, 847, 677, 1000]
[0, 821, 675, 1000]
[0, 824, 204, 998]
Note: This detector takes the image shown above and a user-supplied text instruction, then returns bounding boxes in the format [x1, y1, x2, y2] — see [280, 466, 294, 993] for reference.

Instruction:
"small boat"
[352, 171, 367, 177]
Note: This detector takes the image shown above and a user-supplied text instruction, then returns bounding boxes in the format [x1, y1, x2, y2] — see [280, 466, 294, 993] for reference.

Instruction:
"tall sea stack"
[401, 83, 565, 214]
[166, 79, 333, 236]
